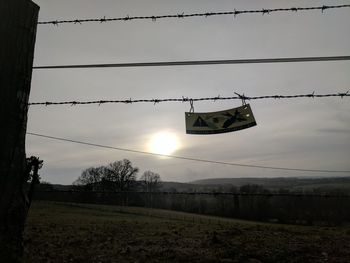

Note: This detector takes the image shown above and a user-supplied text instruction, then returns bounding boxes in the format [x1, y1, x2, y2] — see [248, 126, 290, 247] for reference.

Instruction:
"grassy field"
[25, 201, 350, 263]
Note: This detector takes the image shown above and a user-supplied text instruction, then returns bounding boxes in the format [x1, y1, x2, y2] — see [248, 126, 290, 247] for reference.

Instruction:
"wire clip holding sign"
[189, 99, 194, 113]
[234, 92, 250, 105]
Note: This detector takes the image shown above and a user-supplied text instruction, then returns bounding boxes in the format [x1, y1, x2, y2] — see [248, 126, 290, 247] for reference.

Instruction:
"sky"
[27, 0, 350, 184]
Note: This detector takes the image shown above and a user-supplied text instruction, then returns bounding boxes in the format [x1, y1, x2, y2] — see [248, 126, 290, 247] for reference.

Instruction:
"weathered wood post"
[0, 0, 39, 262]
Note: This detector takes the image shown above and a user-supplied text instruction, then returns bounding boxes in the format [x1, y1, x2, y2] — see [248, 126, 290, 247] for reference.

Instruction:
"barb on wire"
[339, 90, 349, 98]
[307, 91, 315, 98]
[213, 95, 221, 102]
[182, 96, 189, 103]
[28, 92, 350, 106]
[37, 4, 350, 25]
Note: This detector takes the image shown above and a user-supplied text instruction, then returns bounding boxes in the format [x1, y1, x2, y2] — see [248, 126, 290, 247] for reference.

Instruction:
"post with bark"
[0, 0, 39, 262]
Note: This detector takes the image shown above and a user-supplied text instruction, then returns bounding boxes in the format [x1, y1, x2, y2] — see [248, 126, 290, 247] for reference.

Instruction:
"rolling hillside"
[25, 201, 350, 263]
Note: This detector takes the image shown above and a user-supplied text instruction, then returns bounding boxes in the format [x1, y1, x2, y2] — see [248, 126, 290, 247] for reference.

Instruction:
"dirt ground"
[24, 201, 350, 263]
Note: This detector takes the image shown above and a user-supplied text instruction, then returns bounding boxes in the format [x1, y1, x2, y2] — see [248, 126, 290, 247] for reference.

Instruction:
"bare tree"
[140, 171, 161, 208]
[140, 171, 162, 192]
[73, 159, 139, 193]
[73, 166, 105, 191]
[104, 159, 139, 192]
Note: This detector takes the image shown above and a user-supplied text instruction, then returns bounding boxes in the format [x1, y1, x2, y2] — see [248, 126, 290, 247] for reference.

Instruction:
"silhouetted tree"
[140, 171, 161, 208]
[74, 160, 139, 193]
[140, 171, 162, 192]
[73, 166, 104, 191]
[103, 159, 139, 192]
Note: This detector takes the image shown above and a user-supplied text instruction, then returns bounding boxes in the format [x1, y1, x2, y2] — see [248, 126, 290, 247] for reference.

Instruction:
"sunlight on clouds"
[148, 131, 180, 155]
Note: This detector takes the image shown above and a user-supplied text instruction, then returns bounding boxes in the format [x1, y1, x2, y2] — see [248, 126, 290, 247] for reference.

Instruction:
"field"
[25, 201, 350, 263]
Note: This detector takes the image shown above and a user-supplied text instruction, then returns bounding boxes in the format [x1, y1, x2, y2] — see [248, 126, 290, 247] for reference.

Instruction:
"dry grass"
[25, 201, 350, 263]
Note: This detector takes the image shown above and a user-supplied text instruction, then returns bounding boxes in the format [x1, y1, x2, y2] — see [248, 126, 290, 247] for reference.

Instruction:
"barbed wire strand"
[37, 4, 350, 25]
[28, 92, 350, 106]
[33, 55, 350, 70]
[27, 132, 350, 174]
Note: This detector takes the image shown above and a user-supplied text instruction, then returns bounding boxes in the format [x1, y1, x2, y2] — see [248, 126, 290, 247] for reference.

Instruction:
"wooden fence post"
[0, 0, 39, 262]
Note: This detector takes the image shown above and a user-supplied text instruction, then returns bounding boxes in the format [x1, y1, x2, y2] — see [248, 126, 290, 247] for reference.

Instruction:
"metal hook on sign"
[189, 99, 194, 113]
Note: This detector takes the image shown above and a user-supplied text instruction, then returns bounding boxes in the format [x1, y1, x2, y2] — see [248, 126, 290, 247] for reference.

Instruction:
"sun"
[148, 131, 180, 155]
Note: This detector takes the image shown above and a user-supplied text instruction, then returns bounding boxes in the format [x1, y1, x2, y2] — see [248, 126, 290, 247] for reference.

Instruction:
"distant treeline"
[33, 186, 350, 226]
[35, 159, 350, 225]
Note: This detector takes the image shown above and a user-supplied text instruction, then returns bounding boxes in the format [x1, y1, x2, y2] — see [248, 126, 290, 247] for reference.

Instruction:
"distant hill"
[189, 177, 350, 192]
[50, 184, 72, 191]
[43, 176, 350, 194]
[159, 182, 198, 192]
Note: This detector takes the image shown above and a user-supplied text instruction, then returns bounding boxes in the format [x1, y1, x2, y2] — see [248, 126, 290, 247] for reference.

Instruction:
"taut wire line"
[27, 132, 350, 174]
[38, 4, 350, 25]
[33, 56, 350, 70]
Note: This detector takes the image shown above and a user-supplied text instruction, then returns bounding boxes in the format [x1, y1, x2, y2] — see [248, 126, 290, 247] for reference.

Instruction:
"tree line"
[73, 159, 161, 193]
[32, 159, 350, 226]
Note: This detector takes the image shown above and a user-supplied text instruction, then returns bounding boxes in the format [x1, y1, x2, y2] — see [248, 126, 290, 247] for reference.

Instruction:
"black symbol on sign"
[193, 116, 209, 127]
[212, 117, 219, 123]
[222, 110, 247, 128]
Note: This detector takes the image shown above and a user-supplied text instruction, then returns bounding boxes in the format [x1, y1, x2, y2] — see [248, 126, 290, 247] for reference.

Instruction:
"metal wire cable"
[28, 92, 350, 106]
[27, 132, 350, 174]
[37, 4, 350, 25]
[33, 56, 350, 70]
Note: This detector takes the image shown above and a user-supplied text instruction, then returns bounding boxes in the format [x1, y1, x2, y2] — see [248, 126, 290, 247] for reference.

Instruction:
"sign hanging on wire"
[185, 104, 257, 135]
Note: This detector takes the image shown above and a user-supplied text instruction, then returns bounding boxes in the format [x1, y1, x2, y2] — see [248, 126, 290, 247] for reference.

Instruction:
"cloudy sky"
[27, 0, 350, 184]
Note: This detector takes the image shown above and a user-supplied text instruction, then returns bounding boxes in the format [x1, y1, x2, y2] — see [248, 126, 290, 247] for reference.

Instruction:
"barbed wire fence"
[28, 92, 349, 106]
[37, 4, 350, 26]
[30, 4, 350, 184]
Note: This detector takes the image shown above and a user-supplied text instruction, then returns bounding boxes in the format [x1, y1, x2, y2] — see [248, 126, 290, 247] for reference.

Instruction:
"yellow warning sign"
[185, 104, 257, 134]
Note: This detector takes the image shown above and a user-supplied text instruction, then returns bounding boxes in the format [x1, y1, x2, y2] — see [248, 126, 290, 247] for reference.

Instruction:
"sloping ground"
[25, 201, 350, 263]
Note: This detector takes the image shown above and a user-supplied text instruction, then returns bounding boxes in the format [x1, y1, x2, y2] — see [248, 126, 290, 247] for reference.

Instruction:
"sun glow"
[148, 131, 180, 155]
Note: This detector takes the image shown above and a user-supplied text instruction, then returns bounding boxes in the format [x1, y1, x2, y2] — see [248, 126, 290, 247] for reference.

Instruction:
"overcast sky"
[27, 0, 350, 184]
